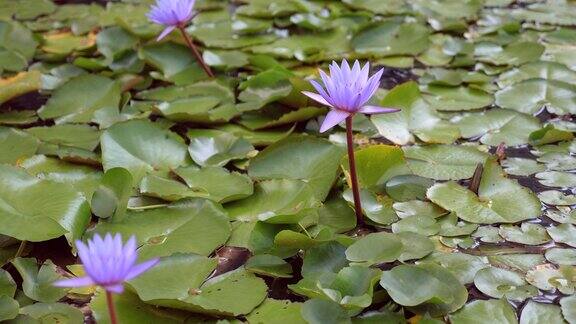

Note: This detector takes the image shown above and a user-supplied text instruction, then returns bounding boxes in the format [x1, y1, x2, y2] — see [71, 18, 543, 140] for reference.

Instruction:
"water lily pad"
[427, 159, 541, 224]
[403, 144, 488, 180]
[247, 299, 306, 324]
[520, 301, 564, 324]
[380, 263, 467, 316]
[373, 82, 460, 145]
[545, 248, 576, 266]
[0, 126, 39, 164]
[19, 302, 84, 323]
[476, 41, 544, 66]
[495, 79, 576, 115]
[526, 264, 575, 294]
[352, 20, 430, 57]
[449, 299, 518, 324]
[453, 109, 541, 146]
[38, 74, 121, 127]
[0, 164, 90, 242]
[139, 43, 207, 85]
[536, 171, 576, 188]
[560, 295, 576, 324]
[26, 124, 100, 151]
[499, 223, 550, 245]
[12, 258, 67, 303]
[474, 267, 538, 301]
[418, 252, 488, 284]
[187, 129, 255, 167]
[101, 119, 189, 182]
[502, 158, 545, 176]
[422, 85, 493, 111]
[226, 179, 321, 223]
[538, 190, 576, 206]
[248, 135, 344, 200]
[0, 71, 42, 104]
[548, 224, 576, 247]
[174, 166, 253, 203]
[92, 199, 231, 260]
[346, 232, 433, 265]
[343, 145, 409, 190]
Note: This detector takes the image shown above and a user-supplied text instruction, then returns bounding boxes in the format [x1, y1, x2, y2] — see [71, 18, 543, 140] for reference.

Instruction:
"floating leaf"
[92, 199, 231, 260]
[474, 267, 538, 301]
[428, 159, 541, 224]
[248, 135, 345, 201]
[403, 144, 488, 180]
[449, 299, 518, 324]
[380, 263, 467, 316]
[0, 164, 90, 242]
[38, 74, 121, 126]
[187, 129, 255, 167]
[12, 258, 67, 303]
[101, 119, 189, 182]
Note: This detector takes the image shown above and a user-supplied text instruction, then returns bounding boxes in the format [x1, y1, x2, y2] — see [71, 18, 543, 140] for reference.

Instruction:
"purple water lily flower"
[54, 233, 158, 294]
[303, 60, 400, 133]
[147, 0, 196, 41]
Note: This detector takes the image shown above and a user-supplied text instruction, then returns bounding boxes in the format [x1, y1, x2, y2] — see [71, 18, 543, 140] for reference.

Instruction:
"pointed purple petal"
[359, 106, 401, 114]
[104, 284, 124, 294]
[302, 91, 333, 107]
[320, 109, 351, 133]
[53, 276, 94, 288]
[125, 259, 160, 281]
[157, 26, 176, 41]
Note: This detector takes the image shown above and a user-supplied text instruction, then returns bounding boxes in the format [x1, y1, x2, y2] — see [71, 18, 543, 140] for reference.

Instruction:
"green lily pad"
[560, 295, 576, 324]
[0, 71, 42, 105]
[346, 232, 433, 265]
[545, 248, 576, 266]
[12, 258, 67, 303]
[248, 135, 345, 201]
[19, 302, 84, 323]
[352, 20, 430, 57]
[449, 299, 518, 324]
[0, 295, 18, 321]
[422, 85, 493, 111]
[502, 158, 545, 176]
[499, 223, 551, 245]
[101, 119, 189, 182]
[26, 124, 100, 151]
[0, 164, 90, 242]
[427, 159, 541, 224]
[453, 109, 541, 146]
[373, 82, 460, 145]
[536, 171, 576, 188]
[476, 41, 544, 66]
[91, 290, 187, 324]
[380, 263, 467, 316]
[246, 299, 306, 324]
[0, 126, 39, 164]
[38, 74, 121, 127]
[128, 253, 217, 301]
[174, 166, 253, 203]
[139, 43, 207, 85]
[495, 79, 576, 115]
[547, 224, 576, 247]
[91, 167, 132, 221]
[538, 190, 576, 206]
[342, 145, 409, 190]
[226, 179, 321, 223]
[520, 301, 564, 324]
[92, 199, 231, 260]
[526, 264, 575, 294]
[245, 254, 293, 278]
[418, 252, 488, 284]
[403, 144, 488, 180]
[474, 267, 538, 301]
[187, 129, 255, 167]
